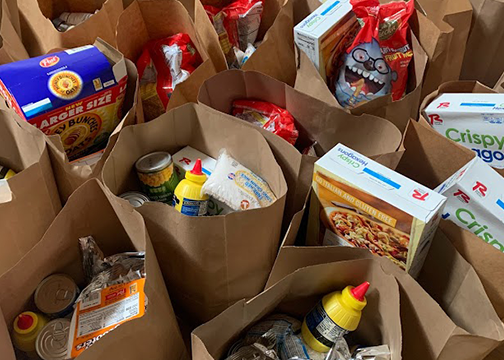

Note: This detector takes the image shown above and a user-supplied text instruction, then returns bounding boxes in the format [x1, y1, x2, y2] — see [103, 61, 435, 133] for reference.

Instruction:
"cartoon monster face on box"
[334, 39, 397, 109]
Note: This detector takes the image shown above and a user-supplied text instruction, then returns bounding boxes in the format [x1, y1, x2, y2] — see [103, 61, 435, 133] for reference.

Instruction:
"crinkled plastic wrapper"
[137, 33, 202, 120]
[204, 0, 263, 65]
[67, 236, 147, 358]
[201, 149, 277, 211]
[232, 100, 299, 145]
[334, 0, 414, 109]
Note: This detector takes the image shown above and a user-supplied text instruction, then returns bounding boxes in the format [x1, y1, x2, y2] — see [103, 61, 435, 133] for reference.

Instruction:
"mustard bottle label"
[305, 302, 348, 348]
[175, 195, 208, 216]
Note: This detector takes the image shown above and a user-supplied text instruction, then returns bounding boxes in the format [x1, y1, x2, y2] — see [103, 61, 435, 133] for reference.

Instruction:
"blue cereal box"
[0, 41, 128, 161]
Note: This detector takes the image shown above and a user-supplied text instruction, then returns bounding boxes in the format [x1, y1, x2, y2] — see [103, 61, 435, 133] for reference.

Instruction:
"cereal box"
[435, 156, 504, 253]
[294, 0, 359, 82]
[0, 40, 127, 161]
[307, 144, 446, 276]
[424, 93, 504, 169]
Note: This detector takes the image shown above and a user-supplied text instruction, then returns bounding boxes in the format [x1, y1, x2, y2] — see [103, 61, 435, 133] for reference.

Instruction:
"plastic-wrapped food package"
[67, 236, 147, 357]
[205, 0, 263, 64]
[136, 33, 202, 120]
[232, 100, 299, 145]
[334, 0, 414, 108]
[201, 149, 277, 211]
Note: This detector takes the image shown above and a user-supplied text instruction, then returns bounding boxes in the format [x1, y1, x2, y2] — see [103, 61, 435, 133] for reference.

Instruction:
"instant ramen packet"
[205, 0, 263, 65]
[201, 149, 276, 211]
[232, 100, 299, 145]
[136, 33, 202, 120]
[334, 0, 414, 109]
[67, 236, 147, 358]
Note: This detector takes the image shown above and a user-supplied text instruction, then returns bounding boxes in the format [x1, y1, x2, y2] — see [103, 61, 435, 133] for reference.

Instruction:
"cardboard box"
[0, 43, 127, 161]
[424, 93, 504, 169]
[173, 146, 216, 179]
[435, 156, 504, 253]
[307, 143, 446, 276]
[294, 0, 358, 81]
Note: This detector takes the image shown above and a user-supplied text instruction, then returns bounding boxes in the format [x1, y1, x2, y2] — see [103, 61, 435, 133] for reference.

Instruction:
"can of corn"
[135, 152, 179, 203]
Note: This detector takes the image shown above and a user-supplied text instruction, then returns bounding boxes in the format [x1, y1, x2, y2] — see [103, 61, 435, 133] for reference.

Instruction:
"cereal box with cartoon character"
[0, 41, 127, 161]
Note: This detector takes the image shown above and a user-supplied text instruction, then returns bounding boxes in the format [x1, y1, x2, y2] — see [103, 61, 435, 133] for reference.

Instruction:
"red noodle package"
[136, 33, 202, 120]
[232, 100, 299, 145]
[334, 0, 414, 109]
[205, 0, 263, 63]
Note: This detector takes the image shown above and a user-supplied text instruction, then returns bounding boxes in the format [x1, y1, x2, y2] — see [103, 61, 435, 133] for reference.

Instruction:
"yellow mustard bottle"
[12, 311, 49, 355]
[174, 158, 209, 216]
[302, 281, 370, 353]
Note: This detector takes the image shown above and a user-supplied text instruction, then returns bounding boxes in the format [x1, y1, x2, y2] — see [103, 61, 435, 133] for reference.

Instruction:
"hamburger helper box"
[424, 93, 504, 169]
[435, 156, 504, 253]
[0, 40, 127, 161]
[294, 0, 358, 81]
[307, 143, 447, 276]
[172, 146, 232, 215]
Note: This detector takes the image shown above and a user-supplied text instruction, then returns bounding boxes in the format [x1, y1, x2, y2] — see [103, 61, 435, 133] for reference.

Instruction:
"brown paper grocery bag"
[291, 0, 428, 133]
[494, 72, 504, 93]
[198, 69, 403, 230]
[396, 120, 504, 318]
[37, 39, 141, 202]
[0, 179, 189, 360]
[266, 230, 504, 359]
[18, 0, 123, 56]
[460, 0, 504, 87]
[414, 81, 504, 179]
[413, 0, 472, 97]
[0, 110, 61, 276]
[102, 103, 288, 323]
[0, 0, 29, 64]
[116, 0, 218, 119]
[192, 259, 402, 360]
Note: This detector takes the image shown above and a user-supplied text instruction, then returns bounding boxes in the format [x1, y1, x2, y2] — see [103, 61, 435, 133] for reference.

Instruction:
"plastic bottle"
[12, 311, 49, 354]
[301, 281, 370, 353]
[174, 159, 209, 216]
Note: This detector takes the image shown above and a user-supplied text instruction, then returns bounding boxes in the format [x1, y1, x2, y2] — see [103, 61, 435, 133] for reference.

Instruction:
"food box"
[307, 143, 447, 276]
[0, 41, 127, 161]
[435, 156, 504, 253]
[172, 146, 232, 215]
[294, 0, 358, 82]
[424, 93, 504, 169]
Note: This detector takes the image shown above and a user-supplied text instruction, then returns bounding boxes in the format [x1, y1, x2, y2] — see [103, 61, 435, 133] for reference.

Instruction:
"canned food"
[119, 191, 150, 208]
[34, 274, 79, 318]
[0, 165, 15, 180]
[36, 318, 70, 360]
[59, 12, 93, 26]
[135, 151, 179, 203]
[51, 18, 74, 32]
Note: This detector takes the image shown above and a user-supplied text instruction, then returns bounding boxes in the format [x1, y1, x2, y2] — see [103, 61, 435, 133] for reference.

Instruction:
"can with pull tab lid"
[34, 274, 79, 318]
[36, 318, 71, 360]
[119, 191, 150, 208]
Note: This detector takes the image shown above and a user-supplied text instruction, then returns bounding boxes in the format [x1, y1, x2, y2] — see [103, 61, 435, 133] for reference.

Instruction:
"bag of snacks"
[334, 0, 414, 109]
[137, 33, 202, 120]
[232, 100, 299, 145]
[205, 0, 263, 64]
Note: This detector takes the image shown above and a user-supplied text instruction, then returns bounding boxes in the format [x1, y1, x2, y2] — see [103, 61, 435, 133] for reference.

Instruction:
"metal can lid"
[34, 274, 78, 316]
[135, 152, 172, 173]
[119, 191, 150, 207]
[36, 318, 71, 360]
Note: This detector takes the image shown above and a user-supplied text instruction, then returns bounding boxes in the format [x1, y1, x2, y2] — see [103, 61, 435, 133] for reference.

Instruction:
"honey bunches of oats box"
[0, 43, 127, 161]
